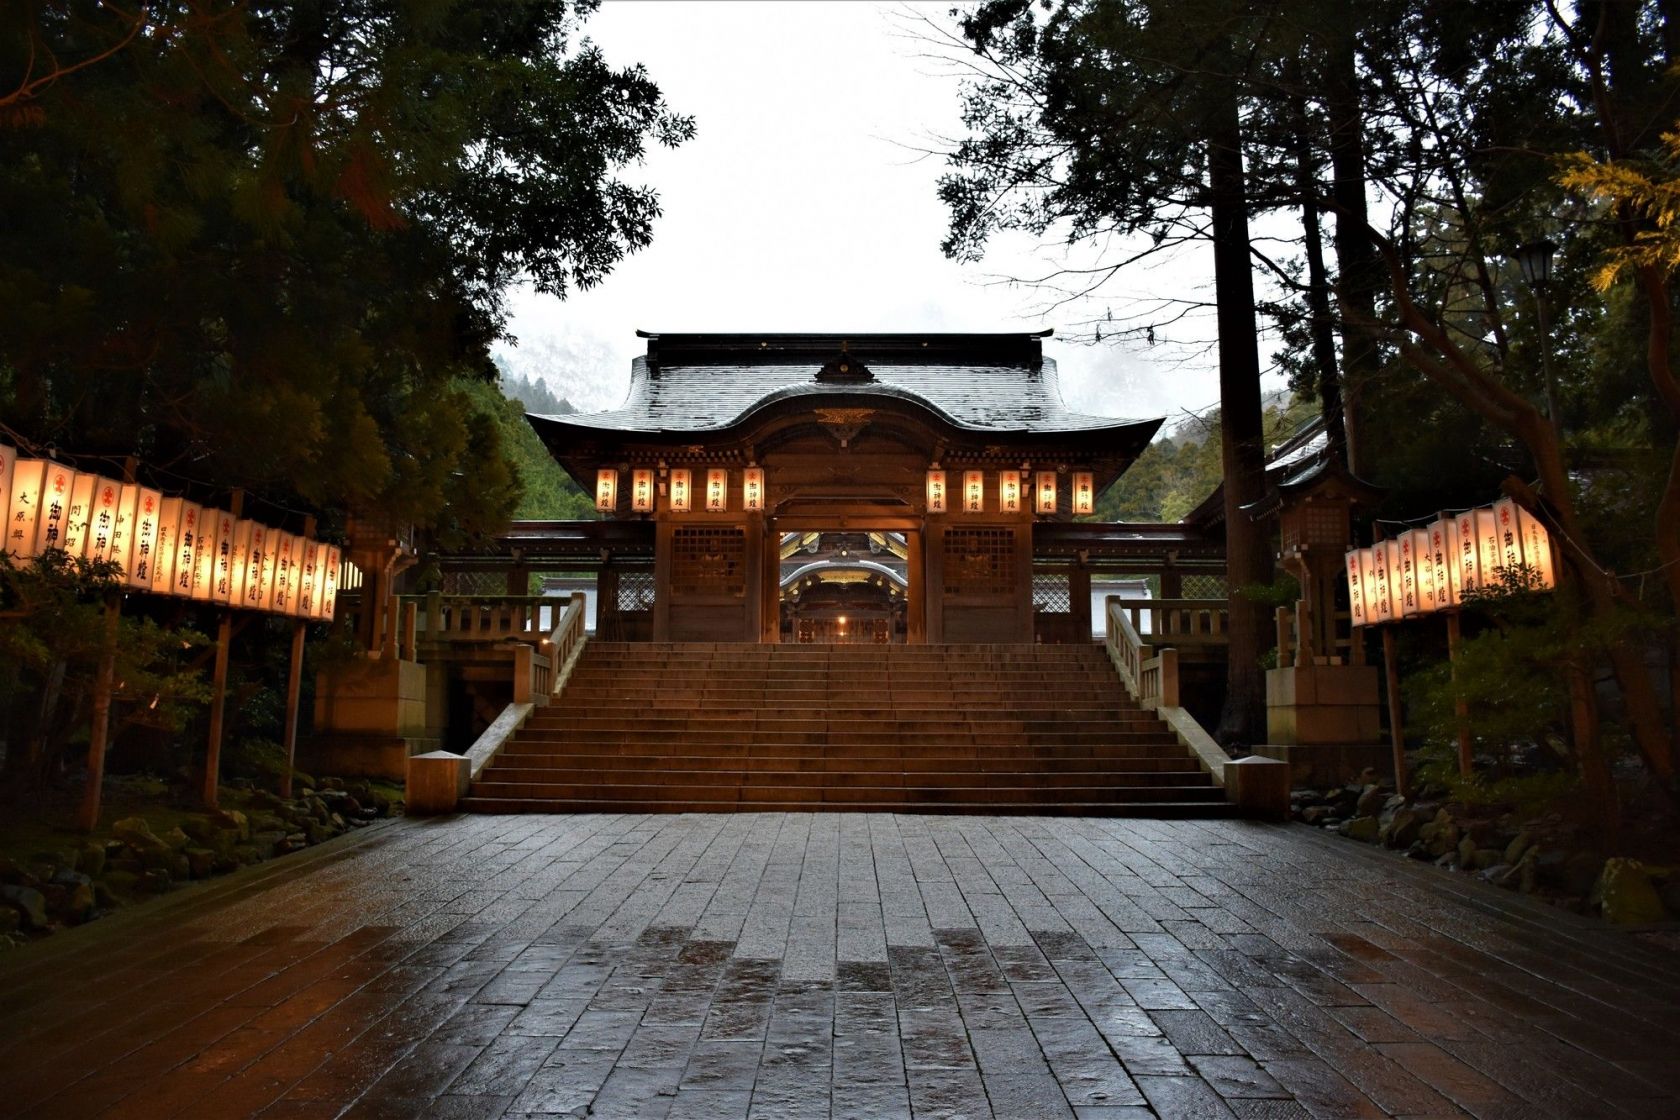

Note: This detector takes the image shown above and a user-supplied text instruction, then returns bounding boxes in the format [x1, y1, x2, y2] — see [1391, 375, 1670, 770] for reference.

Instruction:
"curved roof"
[528, 332, 1160, 440]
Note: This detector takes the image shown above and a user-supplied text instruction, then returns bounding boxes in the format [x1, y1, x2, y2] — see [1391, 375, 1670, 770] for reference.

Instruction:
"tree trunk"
[1323, 7, 1379, 476]
[1287, 77, 1346, 456]
[1207, 72, 1270, 748]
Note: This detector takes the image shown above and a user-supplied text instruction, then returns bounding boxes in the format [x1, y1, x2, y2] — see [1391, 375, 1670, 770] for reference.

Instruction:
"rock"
[0, 907, 18, 936]
[1477, 863, 1512, 886]
[1406, 841, 1433, 861]
[1382, 794, 1406, 813]
[184, 848, 216, 879]
[1593, 859, 1669, 925]
[93, 880, 120, 908]
[1355, 785, 1386, 818]
[113, 816, 166, 852]
[278, 832, 308, 854]
[1504, 830, 1535, 866]
[1457, 836, 1477, 868]
[250, 831, 287, 860]
[1301, 806, 1334, 825]
[210, 808, 250, 841]
[342, 795, 366, 818]
[1380, 809, 1425, 850]
[79, 841, 106, 877]
[160, 826, 192, 852]
[303, 820, 334, 845]
[47, 870, 94, 922]
[1472, 848, 1502, 871]
[1518, 850, 1539, 894]
[138, 868, 172, 894]
[1, 884, 51, 929]
[1340, 816, 1381, 843]
[232, 844, 261, 865]
[101, 870, 137, 898]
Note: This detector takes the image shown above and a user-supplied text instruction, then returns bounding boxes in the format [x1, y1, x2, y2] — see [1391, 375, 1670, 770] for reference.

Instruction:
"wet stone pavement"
[1, 814, 1677, 1119]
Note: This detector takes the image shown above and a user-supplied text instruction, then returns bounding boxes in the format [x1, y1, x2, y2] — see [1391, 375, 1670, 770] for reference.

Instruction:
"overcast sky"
[499, 0, 1272, 426]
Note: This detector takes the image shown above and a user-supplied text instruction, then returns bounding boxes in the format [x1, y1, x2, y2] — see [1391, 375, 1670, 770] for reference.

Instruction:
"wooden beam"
[202, 489, 242, 808]
[1382, 626, 1408, 797]
[77, 455, 135, 832]
[279, 514, 316, 800]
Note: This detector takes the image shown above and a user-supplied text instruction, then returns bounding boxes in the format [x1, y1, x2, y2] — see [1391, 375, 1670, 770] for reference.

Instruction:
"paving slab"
[0, 813, 1676, 1119]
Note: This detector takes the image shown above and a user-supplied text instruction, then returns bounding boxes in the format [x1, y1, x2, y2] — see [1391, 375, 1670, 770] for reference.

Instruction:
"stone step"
[458, 797, 1234, 817]
[466, 780, 1226, 804]
[478, 767, 1209, 789]
[481, 753, 1198, 773]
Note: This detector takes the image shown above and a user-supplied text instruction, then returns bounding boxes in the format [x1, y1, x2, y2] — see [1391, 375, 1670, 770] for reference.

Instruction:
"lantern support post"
[1445, 610, 1473, 778]
[203, 488, 243, 809]
[76, 459, 135, 832]
[1380, 624, 1408, 798]
[278, 514, 315, 801]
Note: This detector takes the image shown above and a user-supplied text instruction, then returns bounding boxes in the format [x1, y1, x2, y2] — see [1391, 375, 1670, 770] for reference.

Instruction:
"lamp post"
[1511, 239, 1561, 440]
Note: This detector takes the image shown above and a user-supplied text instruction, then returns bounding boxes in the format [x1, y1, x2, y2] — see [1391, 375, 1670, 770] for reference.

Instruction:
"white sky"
[500, 0, 1270, 425]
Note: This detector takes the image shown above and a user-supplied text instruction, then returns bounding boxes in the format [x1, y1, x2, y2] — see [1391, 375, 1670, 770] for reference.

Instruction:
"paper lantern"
[963, 470, 984, 513]
[207, 510, 235, 602]
[1425, 517, 1456, 611]
[998, 470, 1021, 514]
[61, 474, 97, 559]
[243, 520, 268, 607]
[1384, 539, 1406, 620]
[632, 469, 655, 513]
[271, 532, 296, 613]
[1409, 529, 1438, 615]
[85, 477, 119, 562]
[5, 459, 46, 560]
[321, 545, 341, 620]
[1517, 507, 1556, 590]
[925, 469, 946, 513]
[150, 498, 182, 596]
[1452, 510, 1481, 595]
[706, 468, 728, 512]
[595, 469, 618, 514]
[35, 465, 75, 555]
[1035, 471, 1058, 514]
[1369, 540, 1394, 623]
[1359, 546, 1382, 624]
[1397, 533, 1421, 617]
[107, 483, 140, 579]
[296, 536, 317, 617]
[1345, 549, 1368, 627]
[1073, 471, 1095, 516]
[172, 504, 204, 598]
[742, 467, 764, 512]
[225, 519, 252, 605]
[669, 469, 692, 513]
[130, 489, 163, 588]
[1492, 498, 1524, 574]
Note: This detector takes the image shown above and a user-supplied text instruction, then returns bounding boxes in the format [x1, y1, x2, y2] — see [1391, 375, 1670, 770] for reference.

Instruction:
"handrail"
[1104, 594, 1152, 699]
[545, 592, 589, 696]
[1104, 595, 1229, 787]
[410, 592, 574, 642]
[1111, 597, 1230, 645]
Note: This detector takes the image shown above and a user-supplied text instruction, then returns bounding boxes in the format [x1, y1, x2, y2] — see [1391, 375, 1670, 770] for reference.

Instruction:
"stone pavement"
[1, 814, 1677, 1119]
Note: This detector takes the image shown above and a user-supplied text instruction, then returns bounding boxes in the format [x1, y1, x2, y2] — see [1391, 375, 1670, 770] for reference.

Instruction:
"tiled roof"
[533, 334, 1156, 437]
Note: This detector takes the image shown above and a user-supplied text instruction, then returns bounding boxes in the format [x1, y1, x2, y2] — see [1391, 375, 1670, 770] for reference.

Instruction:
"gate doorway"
[778, 529, 911, 644]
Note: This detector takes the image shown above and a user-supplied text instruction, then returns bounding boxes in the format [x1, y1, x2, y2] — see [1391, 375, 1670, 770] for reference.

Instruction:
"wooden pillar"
[921, 524, 942, 643]
[77, 456, 137, 832]
[902, 528, 924, 645]
[1446, 611, 1472, 778]
[1069, 561, 1092, 642]
[762, 520, 782, 643]
[597, 562, 619, 642]
[1160, 564, 1183, 599]
[203, 489, 243, 809]
[652, 519, 672, 641]
[743, 516, 763, 643]
[1382, 626, 1408, 796]
[278, 516, 316, 801]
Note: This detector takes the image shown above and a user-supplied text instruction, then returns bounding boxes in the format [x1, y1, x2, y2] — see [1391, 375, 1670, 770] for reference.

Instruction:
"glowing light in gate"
[1073, 471, 1095, 515]
[669, 469, 692, 512]
[595, 469, 618, 513]
[963, 471, 984, 513]
[999, 470, 1021, 513]
[706, 468, 728, 512]
[1035, 471, 1058, 514]
[631, 469, 654, 513]
[925, 468, 947, 513]
[743, 467, 764, 511]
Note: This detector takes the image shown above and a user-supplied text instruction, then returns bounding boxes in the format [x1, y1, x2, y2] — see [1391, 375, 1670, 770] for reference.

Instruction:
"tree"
[0, 1, 692, 542]
[941, 0, 1278, 744]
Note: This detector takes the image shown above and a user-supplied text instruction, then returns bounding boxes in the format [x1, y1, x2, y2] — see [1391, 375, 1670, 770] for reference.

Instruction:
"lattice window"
[1032, 571, 1071, 613]
[1181, 573, 1227, 599]
[617, 572, 655, 612]
[672, 527, 746, 596]
[943, 528, 1016, 596]
[442, 570, 508, 596]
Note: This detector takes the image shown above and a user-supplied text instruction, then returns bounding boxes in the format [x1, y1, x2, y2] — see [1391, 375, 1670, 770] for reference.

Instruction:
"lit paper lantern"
[173, 503, 204, 598]
[130, 489, 163, 588]
[86, 477, 120, 562]
[632, 469, 655, 513]
[206, 509, 235, 602]
[321, 545, 341, 620]
[595, 469, 618, 513]
[239, 522, 265, 608]
[1409, 529, 1437, 615]
[150, 498, 182, 596]
[742, 467, 764, 512]
[963, 470, 984, 513]
[669, 469, 692, 513]
[35, 465, 75, 555]
[1425, 517, 1456, 611]
[1452, 510, 1481, 595]
[1474, 507, 1503, 593]
[1073, 471, 1095, 515]
[1369, 539, 1394, 623]
[1345, 549, 1368, 627]
[998, 470, 1021, 513]
[1517, 507, 1556, 589]
[1385, 539, 1406, 620]
[271, 532, 296, 613]
[61, 474, 97, 559]
[1492, 498, 1524, 573]
[1359, 545, 1383, 624]
[105, 482, 139, 579]
[5, 459, 46, 560]
[296, 536, 318, 617]
[925, 469, 946, 513]
[1035, 471, 1058, 514]
[225, 518, 253, 604]
[1397, 533, 1421, 617]
[706, 468, 728, 512]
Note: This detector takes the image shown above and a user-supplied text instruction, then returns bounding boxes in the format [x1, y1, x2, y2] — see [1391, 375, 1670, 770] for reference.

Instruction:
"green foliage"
[0, 551, 209, 784]
[454, 377, 596, 521]
[0, 1, 690, 537]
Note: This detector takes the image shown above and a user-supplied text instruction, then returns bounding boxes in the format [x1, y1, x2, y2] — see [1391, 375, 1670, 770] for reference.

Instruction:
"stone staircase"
[460, 642, 1231, 815]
